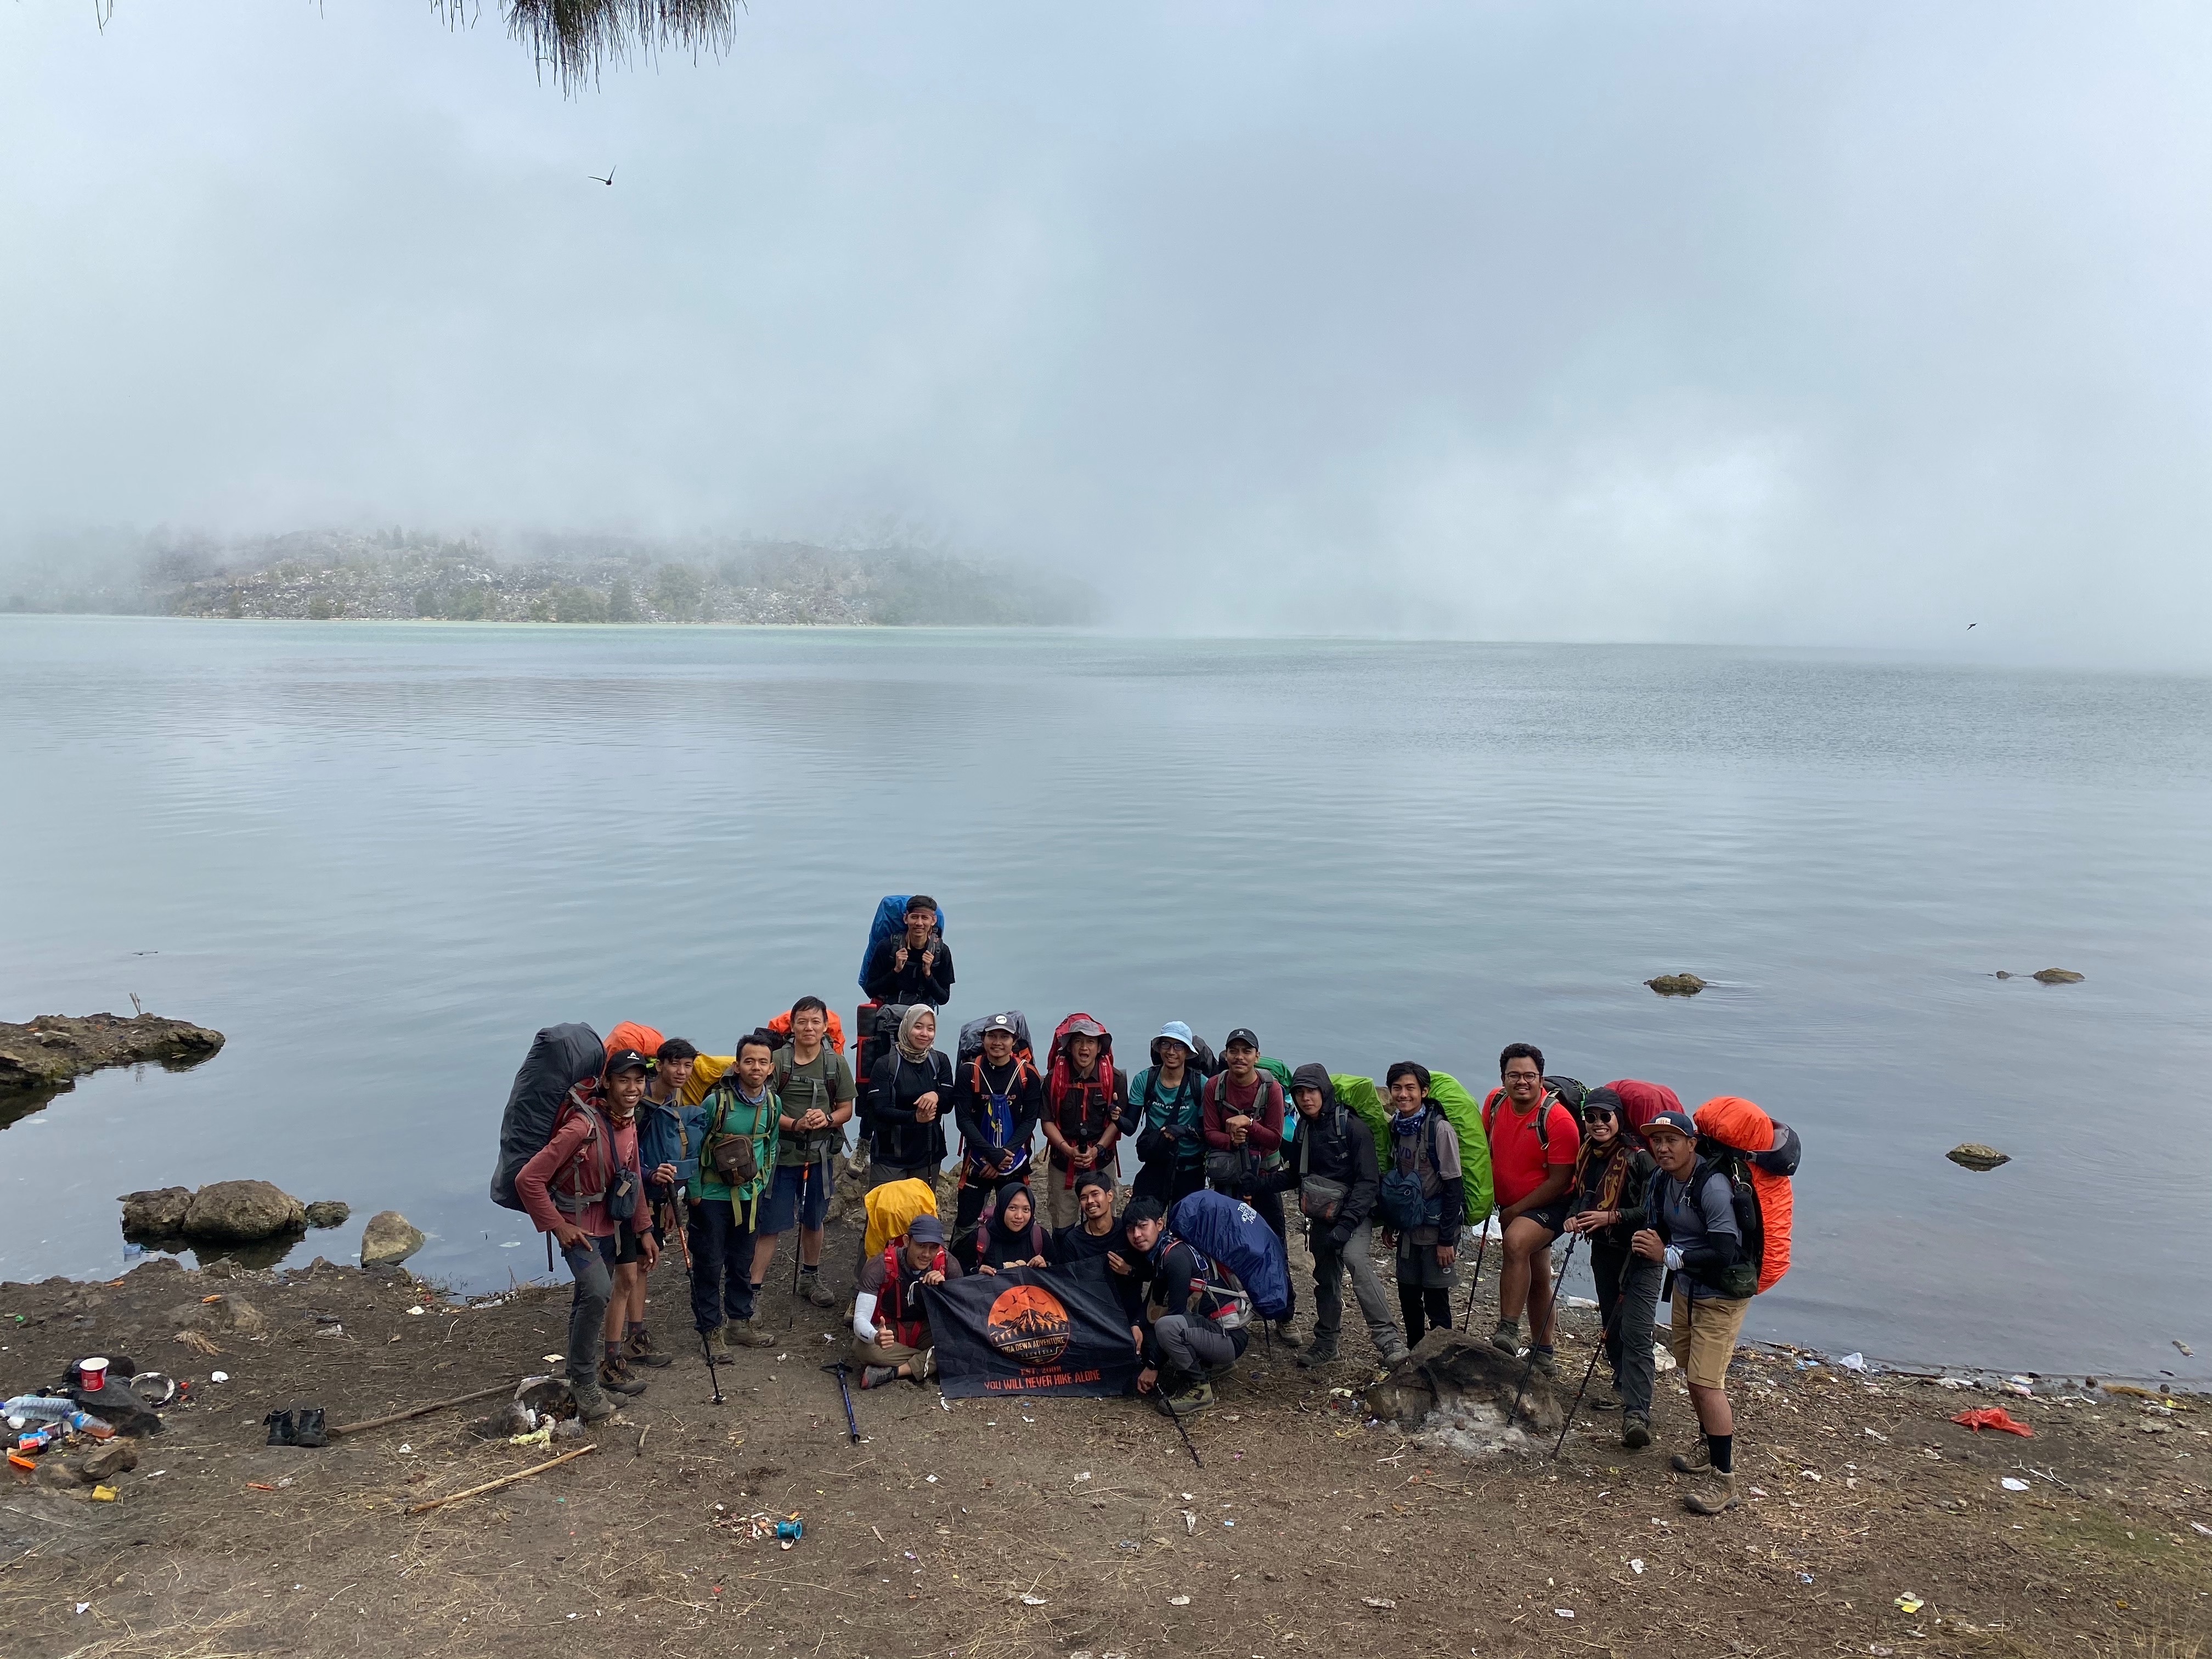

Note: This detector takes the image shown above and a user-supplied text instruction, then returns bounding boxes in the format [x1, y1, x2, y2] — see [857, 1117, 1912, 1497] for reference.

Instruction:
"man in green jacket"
[690, 1032, 780, 1352]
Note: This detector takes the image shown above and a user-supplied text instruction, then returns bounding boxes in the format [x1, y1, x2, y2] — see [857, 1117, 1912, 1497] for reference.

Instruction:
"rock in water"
[360, 1210, 426, 1266]
[2032, 968, 2085, 984]
[182, 1181, 307, 1240]
[1947, 1143, 2011, 1171]
[1645, 973, 1707, 997]
[118, 1187, 194, 1237]
[303, 1200, 351, 1229]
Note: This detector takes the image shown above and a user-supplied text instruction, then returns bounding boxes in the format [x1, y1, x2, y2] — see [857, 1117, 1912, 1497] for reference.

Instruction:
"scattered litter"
[209, 1371, 229, 1384]
[924, 1474, 938, 1483]
[1020, 1595, 1047, 1606]
[313, 1324, 345, 1339]
[1182, 1510, 1197, 1534]
[406, 1306, 424, 1317]
[509, 1425, 554, 1448]
[1864, 1427, 1889, 1441]
[1870, 1647, 1895, 1657]
[1362, 1596, 1396, 1609]
[1566, 1296, 1598, 1309]
[1838, 1353, 1867, 1372]
[1950, 1408, 2033, 1437]
[1629, 1559, 1645, 1575]
[1934, 1376, 1973, 1390]
[91, 1485, 118, 1502]
[541, 1355, 563, 1365]
[1076, 1471, 1091, 1482]
[1895, 1594, 1924, 1614]
[1555, 1608, 1575, 1618]
[2000, 1477, 2030, 1492]
[75, 1603, 89, 1615]
[1747, 1485, 1769, 1497]
[1652, 1345, 1677, 1373]
[1168, 1595, 1191, 1607]
[1799, 1470, 1822, 1482]
[2191, 1522, 2212, 1538]
[396, 1443, 413, 1454]
[1797, 1572, 1814, 1584]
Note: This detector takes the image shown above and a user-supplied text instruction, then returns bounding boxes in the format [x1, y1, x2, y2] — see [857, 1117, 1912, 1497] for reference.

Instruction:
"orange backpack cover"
[1692, 1095, 1792, 1293]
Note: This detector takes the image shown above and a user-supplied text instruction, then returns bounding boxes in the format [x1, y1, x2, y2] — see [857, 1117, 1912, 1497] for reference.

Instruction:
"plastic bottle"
[2, 1395, 76, 1429]
[15, 1427, 57, 1453]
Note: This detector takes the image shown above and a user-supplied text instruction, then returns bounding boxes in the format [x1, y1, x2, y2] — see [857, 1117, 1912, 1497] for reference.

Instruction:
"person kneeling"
[853, 1215, 962, 1388]
[1130, 1209, 1246, 1415]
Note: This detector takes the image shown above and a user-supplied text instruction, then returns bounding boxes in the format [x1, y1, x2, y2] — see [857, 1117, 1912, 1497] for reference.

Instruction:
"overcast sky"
[3, 3, 2209, 654]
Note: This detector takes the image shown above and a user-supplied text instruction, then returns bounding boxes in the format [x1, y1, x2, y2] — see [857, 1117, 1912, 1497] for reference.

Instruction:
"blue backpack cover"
[857, 895, 948, 994]
[1167, 1189, 1290, 1321]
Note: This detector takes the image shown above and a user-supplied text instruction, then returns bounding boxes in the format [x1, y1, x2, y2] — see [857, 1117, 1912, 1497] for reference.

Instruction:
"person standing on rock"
[1376, 1061, 1465, 1347]
[1482, 1042, 1581, 1374]
[690, 1033, 781, 1353]
[1635, 1108, 1750, 1514]
[1564, 1086, 1662, 1448]
[515, 1046, 659, 1423]
[1254, 1065, 1407, 1369]
[620, 1036, 700, 1373]
[751, 997, 855, 1311]
[862, 896, 955, 1007]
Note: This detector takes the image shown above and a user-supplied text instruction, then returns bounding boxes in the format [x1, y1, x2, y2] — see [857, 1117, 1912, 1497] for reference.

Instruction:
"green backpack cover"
[1331, 1070, 1494, 1226]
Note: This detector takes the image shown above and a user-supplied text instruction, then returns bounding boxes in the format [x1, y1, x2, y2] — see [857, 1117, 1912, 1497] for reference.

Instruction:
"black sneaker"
[262, 1408, 295, 1446]
[291, 1406, 328, 1448]
[1295, 1336, 1340, 1369]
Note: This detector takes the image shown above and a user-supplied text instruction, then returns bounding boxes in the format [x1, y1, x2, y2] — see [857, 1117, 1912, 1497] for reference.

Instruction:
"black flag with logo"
[925, 1266, 1142, 1398]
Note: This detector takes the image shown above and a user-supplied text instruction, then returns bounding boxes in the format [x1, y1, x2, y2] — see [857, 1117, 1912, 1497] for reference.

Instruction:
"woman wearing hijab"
[972, 1182, 1049, 1274]
[1564, 1085, 1662, 1449]
[865, 1005, 954, 1188]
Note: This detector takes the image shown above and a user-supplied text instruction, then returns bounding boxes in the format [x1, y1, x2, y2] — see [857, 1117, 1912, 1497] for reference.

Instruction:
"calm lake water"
[3, 617, 2208, 1380]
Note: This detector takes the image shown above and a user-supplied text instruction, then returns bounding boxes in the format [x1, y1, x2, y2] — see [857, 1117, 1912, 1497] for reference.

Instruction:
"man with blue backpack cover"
[862, 895, 954, 1008]
[1374, 1061, 1466, 1348]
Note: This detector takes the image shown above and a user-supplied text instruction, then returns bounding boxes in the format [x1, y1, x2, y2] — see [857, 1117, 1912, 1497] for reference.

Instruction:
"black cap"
[1223, 1028, 1259, 1051]
[1644, 1109, 1696, 1141]
[906, 1215, 945, 1244]
[982, 1013, 1018, 1035]
[603, 1048, 650, 1077]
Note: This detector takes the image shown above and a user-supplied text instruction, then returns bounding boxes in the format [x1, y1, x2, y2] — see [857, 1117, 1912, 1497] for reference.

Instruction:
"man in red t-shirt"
[1201, 1028, 1297, 1341]
[1482, 1041, 1579, 1374]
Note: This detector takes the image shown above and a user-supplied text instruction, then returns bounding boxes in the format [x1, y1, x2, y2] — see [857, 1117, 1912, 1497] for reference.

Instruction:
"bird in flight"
[589, 167, 616, 187]
[1967, 623, 1977, 630]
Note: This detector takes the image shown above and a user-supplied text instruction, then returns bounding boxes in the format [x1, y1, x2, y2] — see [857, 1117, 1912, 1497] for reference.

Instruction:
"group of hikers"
[503, 897, 1794, 1516]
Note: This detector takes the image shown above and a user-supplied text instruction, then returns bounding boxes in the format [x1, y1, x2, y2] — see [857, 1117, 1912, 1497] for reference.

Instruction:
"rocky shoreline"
[0, 1011, 223, 1098]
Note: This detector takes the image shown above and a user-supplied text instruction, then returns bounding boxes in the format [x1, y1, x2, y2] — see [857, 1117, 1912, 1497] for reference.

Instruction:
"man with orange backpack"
[1041, 1015, 1125, 1232]
[515, 1047, 659, 1423]
[952, 1013, 1044, 1249]
[1481, 1042, 1581, 1375]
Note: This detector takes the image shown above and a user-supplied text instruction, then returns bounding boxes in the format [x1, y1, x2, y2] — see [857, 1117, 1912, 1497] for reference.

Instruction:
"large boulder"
[182, 1181, 306, 1240]
[118, 1187, 194, 1237]
[303, 1200, 351, 1229]
[360, 1210, 426, 1267]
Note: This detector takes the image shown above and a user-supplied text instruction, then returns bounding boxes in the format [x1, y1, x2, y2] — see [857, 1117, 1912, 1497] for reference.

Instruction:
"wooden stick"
[405, 1443, 596, 1514]
[331, 1381, 517, 1437]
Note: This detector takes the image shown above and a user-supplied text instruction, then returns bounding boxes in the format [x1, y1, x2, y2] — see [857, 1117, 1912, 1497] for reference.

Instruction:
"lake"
[3, 617, 2207, 1381]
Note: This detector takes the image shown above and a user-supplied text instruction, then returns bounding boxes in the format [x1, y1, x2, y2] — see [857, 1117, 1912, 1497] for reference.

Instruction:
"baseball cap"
[1644, 1109, 1697, 1140]
[1223, 1027, 1260, 1051]
[981, 1013, 1018, 1036]
[906, 1214, 945, 1244]
[603, 1048, 651, 1077]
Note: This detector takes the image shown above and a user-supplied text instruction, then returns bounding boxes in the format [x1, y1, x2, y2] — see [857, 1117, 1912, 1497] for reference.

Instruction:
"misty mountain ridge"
[0, 529, 1096, 628]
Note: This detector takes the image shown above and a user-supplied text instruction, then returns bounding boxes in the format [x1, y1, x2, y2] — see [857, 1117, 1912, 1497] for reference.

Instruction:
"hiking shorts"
[612, 1226, 650, 1266]
[759, 1158, 833, 1233]
[1669, 1288, 1750, 1389]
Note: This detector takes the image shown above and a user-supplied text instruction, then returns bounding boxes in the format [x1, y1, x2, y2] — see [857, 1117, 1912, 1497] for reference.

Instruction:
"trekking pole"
[1506, 1232, 1579, 1428]
[822, 1361, 861, 1444]
[668, 1191, 723, 1407]
[1152, 1381, 1203, 1468]
[1458, 1211, 1494, 1332]
[1552, 1261, 1634, 1459]
[791, 1159, 811, 1307]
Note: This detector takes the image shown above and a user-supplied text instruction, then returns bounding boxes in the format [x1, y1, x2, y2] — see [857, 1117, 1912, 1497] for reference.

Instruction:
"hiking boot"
[1378, 1343, 1413, 1368]
[1588, 1376, 1622, 1411]
[1669, 1440, 1712, 1475]
[859, 1365, 900, 1390]
[1528, 1345, 1558, 1379]
[800, 1273, 837, 1308]
[1163, 1380, 1215, 1415]
[571, 1381, 618, 1425]
[1296, 1334, 1340, 1369]
[624, 1325, 674, 1368]
[599, 1356, 648, 1397]
[725, 1319, 775, 1348]
[1488, 1319, 1523, 1357]
[291, 1407, 328, 1448]
[1622, 1413, 1652, 1451]
[702, 1324, 729, 1356]
[1269, 1319, 1302, 1348]
[1683, 1469, 1739, 1515]
[262, 1408, 295, 1447]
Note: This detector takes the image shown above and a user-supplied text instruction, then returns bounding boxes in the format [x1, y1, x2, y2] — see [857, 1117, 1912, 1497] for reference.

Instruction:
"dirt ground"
[2, 1222, 2207, 1659]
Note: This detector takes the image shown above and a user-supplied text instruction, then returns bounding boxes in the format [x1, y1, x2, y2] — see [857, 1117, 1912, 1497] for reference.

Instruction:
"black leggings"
[1398, 1284, 1452, 1346]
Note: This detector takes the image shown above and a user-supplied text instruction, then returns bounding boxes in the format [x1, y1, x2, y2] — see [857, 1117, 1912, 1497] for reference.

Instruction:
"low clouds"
[3, 2, 2208, 655]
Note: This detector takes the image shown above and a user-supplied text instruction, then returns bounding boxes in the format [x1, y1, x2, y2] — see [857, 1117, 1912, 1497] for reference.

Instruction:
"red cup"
[79, 1357, 109, 1391]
